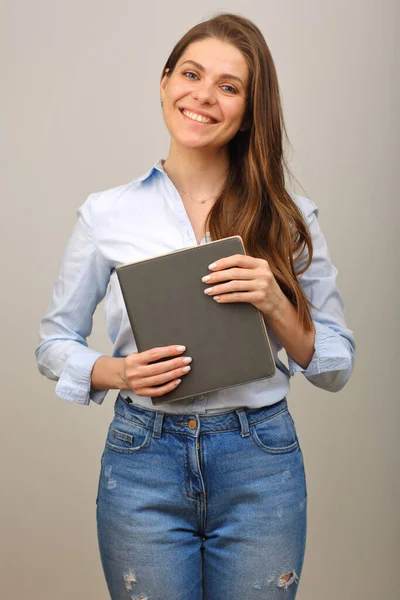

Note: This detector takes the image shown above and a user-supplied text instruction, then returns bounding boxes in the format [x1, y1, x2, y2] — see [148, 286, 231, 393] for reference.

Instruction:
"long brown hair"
[161, 12, 317, 333]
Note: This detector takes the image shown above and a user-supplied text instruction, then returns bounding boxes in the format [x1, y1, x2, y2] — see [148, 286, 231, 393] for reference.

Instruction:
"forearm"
[264, 295, 315, 370]
[91, 356, 129, 390]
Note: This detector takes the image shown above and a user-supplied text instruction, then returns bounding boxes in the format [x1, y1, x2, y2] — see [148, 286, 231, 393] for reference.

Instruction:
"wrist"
[263, 291, 289, 322]
[116, 358, 129, 390]
[91, 356, 130, 390]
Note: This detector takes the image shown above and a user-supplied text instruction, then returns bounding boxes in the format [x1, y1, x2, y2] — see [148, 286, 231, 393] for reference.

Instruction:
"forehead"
[178, 39, 248, 82]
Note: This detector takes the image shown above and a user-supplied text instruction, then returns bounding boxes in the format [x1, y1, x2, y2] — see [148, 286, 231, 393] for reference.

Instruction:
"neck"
[162, 144, 229, 199]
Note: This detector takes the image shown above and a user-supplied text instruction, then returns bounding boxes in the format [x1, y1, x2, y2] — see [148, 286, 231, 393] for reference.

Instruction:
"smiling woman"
[35, 10, 355, 600]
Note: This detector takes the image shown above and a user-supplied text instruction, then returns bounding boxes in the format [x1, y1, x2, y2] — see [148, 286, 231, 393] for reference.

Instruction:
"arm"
[266, 197, 356, 392]
[265, 295, 316, 370]
[35, 192, 112, 405]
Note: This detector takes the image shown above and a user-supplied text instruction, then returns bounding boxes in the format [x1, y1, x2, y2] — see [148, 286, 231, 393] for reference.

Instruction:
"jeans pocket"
[105, 414, 152, 454]
[250, 407, 299, 455]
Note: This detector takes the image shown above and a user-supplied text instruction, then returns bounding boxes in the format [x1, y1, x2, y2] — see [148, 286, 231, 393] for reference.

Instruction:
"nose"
[192, 80, 217, 105]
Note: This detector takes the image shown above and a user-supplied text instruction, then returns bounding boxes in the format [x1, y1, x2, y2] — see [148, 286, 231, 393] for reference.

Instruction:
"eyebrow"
[179, 59, 244, 86]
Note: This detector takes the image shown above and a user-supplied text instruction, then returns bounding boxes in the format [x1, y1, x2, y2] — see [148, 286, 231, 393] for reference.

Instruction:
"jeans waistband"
[114, 392, 288, 438]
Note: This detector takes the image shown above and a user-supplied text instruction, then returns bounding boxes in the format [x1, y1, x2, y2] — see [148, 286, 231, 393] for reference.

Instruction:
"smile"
[179, 108, 218, 125]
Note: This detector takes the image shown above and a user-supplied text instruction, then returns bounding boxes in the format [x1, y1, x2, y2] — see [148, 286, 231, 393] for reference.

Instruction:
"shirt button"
[198, 394, 205, 400]
[188, 419, 197, 430]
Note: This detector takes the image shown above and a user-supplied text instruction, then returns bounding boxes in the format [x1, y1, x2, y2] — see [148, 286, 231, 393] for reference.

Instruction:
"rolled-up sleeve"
[287, 197, 356, 392]
[35, 193, 111, 405]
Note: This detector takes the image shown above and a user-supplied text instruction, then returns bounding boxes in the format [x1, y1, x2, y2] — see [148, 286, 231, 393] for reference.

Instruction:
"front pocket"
[250, 408, 299, 454]
[105, 415, 152, 454]
[112, 429, 134, 444]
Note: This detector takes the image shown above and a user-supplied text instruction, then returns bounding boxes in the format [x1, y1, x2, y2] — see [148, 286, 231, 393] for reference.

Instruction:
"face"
[160, 38, 249, 151]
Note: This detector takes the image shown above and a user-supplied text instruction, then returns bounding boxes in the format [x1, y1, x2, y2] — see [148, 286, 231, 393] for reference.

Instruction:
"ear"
[160, 68, 170, 101]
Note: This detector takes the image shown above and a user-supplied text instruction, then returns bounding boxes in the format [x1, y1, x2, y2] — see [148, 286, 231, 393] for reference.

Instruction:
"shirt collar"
[132, 158, 211, 241]
[132, 158, 166, 183]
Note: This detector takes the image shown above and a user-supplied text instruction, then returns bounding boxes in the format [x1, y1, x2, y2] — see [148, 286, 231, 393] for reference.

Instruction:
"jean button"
[188, 419, 197, 430]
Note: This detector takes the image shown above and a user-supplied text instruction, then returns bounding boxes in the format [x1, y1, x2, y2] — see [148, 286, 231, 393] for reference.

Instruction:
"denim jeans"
[96, 393, 307, 599]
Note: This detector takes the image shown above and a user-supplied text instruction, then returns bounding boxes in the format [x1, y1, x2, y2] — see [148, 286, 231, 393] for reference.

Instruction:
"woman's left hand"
[201, 254, 286, 318]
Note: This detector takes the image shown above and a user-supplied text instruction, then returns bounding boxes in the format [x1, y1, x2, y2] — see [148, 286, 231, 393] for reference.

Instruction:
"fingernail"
[208, 262, 217, 269]
[176, 345, 186, 351]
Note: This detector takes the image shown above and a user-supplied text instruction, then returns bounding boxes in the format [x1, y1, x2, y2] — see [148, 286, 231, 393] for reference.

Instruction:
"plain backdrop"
[2, 1, 398, 598]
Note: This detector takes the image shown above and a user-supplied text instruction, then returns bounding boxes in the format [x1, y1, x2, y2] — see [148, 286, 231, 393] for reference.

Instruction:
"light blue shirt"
[35, 158, 356, 413]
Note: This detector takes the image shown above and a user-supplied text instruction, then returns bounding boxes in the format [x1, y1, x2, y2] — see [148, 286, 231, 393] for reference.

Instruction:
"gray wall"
[2, 1, 398, 598]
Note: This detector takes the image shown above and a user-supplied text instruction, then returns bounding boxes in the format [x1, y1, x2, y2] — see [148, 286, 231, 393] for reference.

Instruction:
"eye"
[221, 84, 237, 94]
[183, 71, 198, 80]
[182, 71, 238, 94]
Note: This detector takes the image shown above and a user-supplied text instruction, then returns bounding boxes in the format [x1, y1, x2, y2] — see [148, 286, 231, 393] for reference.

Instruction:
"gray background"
[2, 1, 398, 598]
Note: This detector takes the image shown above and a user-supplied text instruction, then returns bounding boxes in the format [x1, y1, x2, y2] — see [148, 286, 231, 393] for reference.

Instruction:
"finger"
[204, 280, 257, 296]
[142, 365, 189, 387]
[135, 378, 182, 397]
[212, 291, 256, 303]
[208, 254, 259, 271]
[203, 267, 255, 283]
[140, 354, 191, 377]
[138, 344, 186, 365]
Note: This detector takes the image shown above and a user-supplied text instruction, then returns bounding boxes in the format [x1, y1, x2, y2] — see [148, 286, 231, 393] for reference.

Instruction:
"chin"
[172, 133, 214, 150]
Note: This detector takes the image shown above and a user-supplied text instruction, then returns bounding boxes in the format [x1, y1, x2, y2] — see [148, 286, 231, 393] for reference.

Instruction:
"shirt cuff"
[55, 346, 108, 405]
[287, 320, 352, 378]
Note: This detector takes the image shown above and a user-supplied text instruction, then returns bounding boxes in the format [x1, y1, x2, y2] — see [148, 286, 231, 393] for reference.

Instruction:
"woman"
[35, 12, 356, 600]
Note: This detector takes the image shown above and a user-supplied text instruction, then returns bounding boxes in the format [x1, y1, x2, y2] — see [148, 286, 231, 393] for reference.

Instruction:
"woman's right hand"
[121, 345, 192, 396]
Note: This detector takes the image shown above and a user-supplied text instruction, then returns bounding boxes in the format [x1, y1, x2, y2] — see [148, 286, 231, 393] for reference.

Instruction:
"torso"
[179, 194, 214, 245]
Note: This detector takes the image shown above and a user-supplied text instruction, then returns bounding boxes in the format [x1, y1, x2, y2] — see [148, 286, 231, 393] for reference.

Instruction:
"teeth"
[182, 109, 215, 124]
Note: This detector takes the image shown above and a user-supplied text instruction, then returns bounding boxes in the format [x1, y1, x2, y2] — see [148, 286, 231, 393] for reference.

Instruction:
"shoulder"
[288, 191, 319, 222]
[287, 193, 322, 266]
[80, 174, 150, 223]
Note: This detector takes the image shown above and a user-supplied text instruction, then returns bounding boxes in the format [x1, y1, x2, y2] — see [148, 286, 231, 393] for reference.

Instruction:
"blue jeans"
[96, 393, 307, 599]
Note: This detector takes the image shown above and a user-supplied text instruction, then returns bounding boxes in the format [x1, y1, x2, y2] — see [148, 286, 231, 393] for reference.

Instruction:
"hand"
[122, 345, 192, 396]
[201, 254, 285, 317]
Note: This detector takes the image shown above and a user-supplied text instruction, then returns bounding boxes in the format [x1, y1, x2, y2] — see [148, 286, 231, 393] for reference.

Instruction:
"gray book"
[116, 236, 276, 406]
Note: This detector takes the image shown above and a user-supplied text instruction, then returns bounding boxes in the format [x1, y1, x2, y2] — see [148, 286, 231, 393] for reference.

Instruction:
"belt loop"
[152, 411, 164, 438]
[236, 409, 250, 437]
